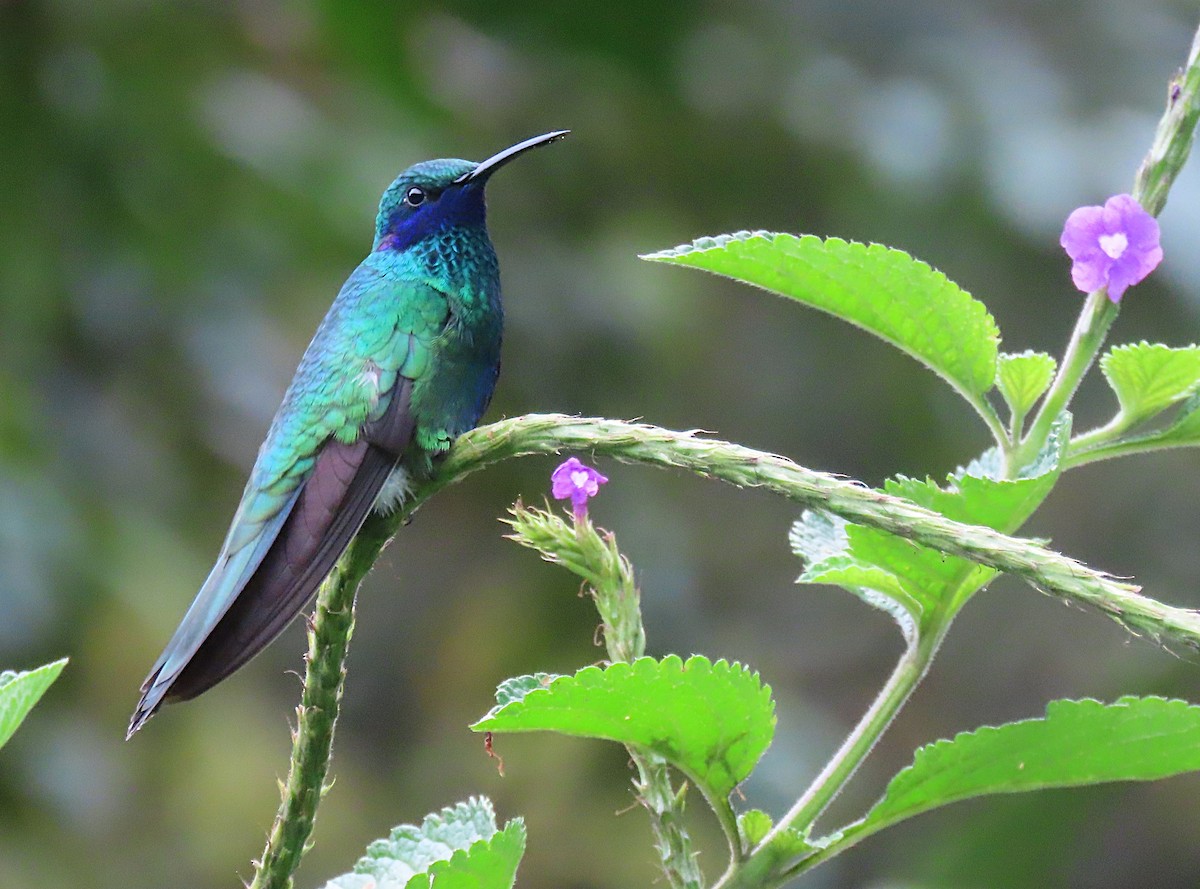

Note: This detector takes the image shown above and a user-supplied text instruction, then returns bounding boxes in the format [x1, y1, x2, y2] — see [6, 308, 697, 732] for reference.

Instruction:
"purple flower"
[1060, 193, 1162, 303]
[551, 457, 608, 522]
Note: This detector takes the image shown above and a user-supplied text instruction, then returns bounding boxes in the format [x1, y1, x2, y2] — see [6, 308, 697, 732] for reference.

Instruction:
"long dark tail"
[128, 381, 414, 736]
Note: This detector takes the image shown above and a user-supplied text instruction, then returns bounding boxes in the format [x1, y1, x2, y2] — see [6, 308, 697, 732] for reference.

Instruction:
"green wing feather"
[130, 267, 447, 734]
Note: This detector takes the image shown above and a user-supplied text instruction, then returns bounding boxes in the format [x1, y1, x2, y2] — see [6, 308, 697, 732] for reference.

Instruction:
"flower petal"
[551, 457, 585, 499]
[1060, 205, 1106, 257]
[1125, 208, 1162, 250]
[1060, 193, 1162, 300]
[1070, 255, 1111, 294]
[1107, 245, 1164, 302]
[550, 457, 608, 514]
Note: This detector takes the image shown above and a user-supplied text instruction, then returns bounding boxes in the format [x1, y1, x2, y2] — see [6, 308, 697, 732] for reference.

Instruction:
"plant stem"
[973, 396, 1012, 453]
[1132, 23, 1200, 217]
[1067, 414, 1133, 456]
[1014, 21, 1200, 473]
[595, 534, 707, 889]
[252, 410, 1200, 887]
[713, 628, 944, 889]
[248, 510, 399, 889]
[505, 504, 705, 888]
[631, 752, 707, 889]
[1008, 404, 1027, 447]
[1064, 430, 1189, 469]
[431, 415, 1200, 652]
[781, 635, 935, 832]
[1013, 291, 1118, 472]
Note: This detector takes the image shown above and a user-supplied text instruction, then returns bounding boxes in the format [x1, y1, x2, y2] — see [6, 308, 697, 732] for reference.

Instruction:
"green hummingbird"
[128, 130, 569, 737]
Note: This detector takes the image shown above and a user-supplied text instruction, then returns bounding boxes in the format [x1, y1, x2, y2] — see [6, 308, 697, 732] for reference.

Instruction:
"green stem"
[1014, 21, 1200, 474]
[433, 415, 1200, 652]
[252, 412, 1200, 887]
[505, 504, 706, 888]
[771, 806, 884, 876]
[1008, 403, 1027, 446]
[1132, 24, 1200, 217]
[714, 629, 943, 889]
[1064, 430, 1191, 469]
[782, 635, 935, 832]
[1013, 291, 1118, 471]
[1068, 413, 1134, 456]
[632, 751, 707, 889]
[248, 511, 398, 889]
[973, 396, 1011, 453]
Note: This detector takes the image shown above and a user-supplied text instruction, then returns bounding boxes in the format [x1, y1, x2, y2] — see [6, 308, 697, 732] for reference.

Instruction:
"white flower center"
[1098, 232, 1128, 259]
[570, 470, 590, 490]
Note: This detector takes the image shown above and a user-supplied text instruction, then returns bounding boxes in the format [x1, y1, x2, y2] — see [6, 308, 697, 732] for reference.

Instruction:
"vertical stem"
[1013, 291, 1117, 472]
[1025, 20, 1200, 472]
[1132, 24, 1200, 217]
[507, 504, 706, 888]
[715, 626, 944, 889]
[248, 515, 395, 889]
[631, 751, 707, 889]
[973, 397, 1012, 454]
[779, 635, 936, 832]
[588, 528, 706, 889]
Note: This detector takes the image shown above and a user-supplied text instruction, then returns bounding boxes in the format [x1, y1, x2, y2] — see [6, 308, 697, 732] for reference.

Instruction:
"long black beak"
[455, 130, 570, 184]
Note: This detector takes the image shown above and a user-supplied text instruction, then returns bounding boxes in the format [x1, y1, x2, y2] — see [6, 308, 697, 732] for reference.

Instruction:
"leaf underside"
[321, 797, 526, 889]
[791, 418, 1066, 631]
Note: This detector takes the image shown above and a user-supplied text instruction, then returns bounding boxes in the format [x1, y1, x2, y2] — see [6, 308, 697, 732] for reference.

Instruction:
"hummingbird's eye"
[404, 186, 426, 207]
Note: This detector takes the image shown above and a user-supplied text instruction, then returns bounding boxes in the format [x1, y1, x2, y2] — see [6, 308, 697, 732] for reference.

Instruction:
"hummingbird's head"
[373, 131, 568, 253]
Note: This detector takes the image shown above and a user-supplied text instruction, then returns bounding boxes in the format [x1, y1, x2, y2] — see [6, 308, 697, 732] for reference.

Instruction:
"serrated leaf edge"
[1100, 341, 1200, 423]
[869, 695, 1200, 825]
[642, 231, 1000, 399]
[477, 654, 772, 728]
[413, 818, 526, 888]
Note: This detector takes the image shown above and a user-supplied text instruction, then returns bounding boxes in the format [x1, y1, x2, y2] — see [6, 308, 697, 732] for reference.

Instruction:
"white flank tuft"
[374, 466, 412, 514]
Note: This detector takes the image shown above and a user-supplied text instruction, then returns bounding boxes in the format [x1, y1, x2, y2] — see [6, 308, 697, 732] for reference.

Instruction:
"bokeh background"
[4, 1, 1200, 887]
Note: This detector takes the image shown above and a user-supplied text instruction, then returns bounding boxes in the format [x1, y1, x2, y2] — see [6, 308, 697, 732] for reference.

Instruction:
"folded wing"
[128, 378, 415, 736]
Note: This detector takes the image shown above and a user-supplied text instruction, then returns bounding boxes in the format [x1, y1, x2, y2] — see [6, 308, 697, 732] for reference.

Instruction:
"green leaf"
[1159, 389, 1200, 444]
[0, 658, 67, 751]
[768, 827, 814, 861]
[793, 528, 921, 641]
[474, 655, 775, 801]
[791, 418, 1066, 630]
[1100, 342, 1200, 426]
[321, 797, 525, 889]
[493, 673, 558, 707]
[800, 555, 920, 618]
[849, 464, 1057, 617]
[643, 231, 1000, 405]
[996, 351, 1056, 420]
[737, 809, 774, 848]
[787, 509, 848, 565]
[1105, 385, 1200, 453]
[789, 509, 920, 638]
[855, 697, 1200, 839]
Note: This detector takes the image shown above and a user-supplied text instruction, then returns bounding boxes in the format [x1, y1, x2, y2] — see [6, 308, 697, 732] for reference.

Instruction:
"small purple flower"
[1060, 193, 1162, 303]
[551, 457, 608, 522]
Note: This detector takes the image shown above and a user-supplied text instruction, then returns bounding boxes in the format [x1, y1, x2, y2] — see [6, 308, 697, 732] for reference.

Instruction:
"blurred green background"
[4, 1, 1200, 887]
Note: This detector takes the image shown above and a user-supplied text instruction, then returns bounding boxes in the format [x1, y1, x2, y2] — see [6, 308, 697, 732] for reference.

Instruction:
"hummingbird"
[128, 130, 569, 737]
